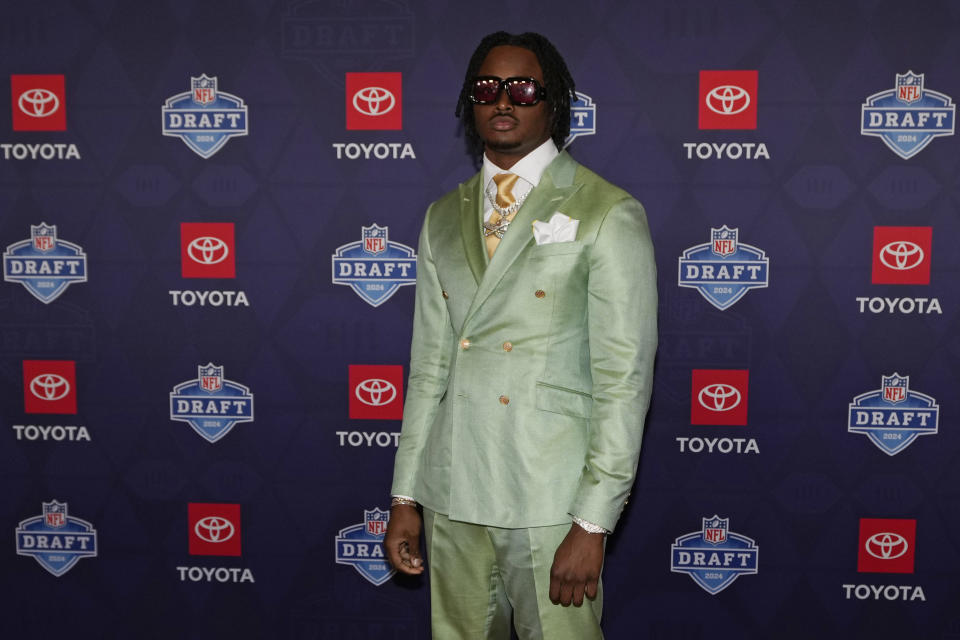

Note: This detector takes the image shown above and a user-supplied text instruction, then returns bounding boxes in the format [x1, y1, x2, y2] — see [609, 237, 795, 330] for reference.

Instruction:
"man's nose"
[495, 86, 513, 110]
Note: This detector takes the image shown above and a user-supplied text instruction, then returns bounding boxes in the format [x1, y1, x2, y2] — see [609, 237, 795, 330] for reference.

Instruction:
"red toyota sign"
[346, 72, 402, 130]
[698, 70, 758, 130]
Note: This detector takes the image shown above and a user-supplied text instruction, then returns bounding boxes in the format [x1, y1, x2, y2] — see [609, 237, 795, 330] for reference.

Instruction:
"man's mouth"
[490, 115, 517, 131]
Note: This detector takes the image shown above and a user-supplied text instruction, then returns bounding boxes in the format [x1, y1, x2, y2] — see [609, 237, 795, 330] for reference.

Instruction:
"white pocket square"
[532, 212, 579, 245]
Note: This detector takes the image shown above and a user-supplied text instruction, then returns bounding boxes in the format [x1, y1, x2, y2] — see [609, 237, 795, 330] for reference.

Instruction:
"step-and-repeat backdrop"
[2, 1, 958, 638]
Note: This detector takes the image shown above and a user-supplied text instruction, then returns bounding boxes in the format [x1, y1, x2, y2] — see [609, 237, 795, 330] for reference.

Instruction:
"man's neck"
[482, 138, 559, 191]
[484, 149, 523, 170]
[483, 136, 553, 171]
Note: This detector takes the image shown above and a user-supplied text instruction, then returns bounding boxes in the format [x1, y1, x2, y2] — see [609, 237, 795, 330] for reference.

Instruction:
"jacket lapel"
[458, 174, 486, 285]
[463, 152, 582, 324]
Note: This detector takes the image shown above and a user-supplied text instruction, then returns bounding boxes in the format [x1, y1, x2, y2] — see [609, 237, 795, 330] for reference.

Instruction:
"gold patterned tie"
[485, 172, 519, 258]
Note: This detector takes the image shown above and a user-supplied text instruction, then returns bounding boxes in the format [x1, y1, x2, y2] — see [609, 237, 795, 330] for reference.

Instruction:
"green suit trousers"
[423, 508, 603, 639]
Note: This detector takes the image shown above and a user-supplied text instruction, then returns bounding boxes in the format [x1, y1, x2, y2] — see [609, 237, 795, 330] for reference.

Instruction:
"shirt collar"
[482, 138, 559, 190]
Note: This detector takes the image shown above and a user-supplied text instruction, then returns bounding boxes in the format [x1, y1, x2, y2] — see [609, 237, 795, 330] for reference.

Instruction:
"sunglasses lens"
[470, 78, 542, 105]
[507, 80, 538, 104]
[472, 78, 501, 104]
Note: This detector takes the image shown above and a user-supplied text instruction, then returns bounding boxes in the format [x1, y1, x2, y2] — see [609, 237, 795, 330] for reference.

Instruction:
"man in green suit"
[385, 31, 657, 639]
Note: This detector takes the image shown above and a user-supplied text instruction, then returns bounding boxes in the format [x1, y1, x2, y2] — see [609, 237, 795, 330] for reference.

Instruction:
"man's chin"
[485, 139, 522, 152]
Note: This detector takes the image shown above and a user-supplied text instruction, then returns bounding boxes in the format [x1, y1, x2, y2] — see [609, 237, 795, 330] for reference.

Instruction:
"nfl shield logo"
[882, 374, 908, 404]
[32, 224, 56, 252]
[331, 224, 417, 307]
[44, 501, 67, 528]
[703, 516, 728, 545]
[848, 373, 939, 456]
[671, 515, 758, 594]
[199, 363, 224, 393]
[335, 507, 396, 586]
[896, 72, 923, 104]
[362, 224, 388, 255]
[712, 226, 738, 257]
[169, 363, 254, 443]
[365, 508, 389, 536]
[192, 75, 218, 106]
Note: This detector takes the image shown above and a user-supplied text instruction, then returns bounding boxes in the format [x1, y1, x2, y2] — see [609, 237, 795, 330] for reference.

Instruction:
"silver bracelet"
[391, 496, 418, 508]
[572, 515, 608, 535]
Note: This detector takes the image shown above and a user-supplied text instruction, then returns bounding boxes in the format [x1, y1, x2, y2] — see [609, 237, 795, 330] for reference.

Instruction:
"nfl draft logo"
[848, 374, 938, 456]
[335, 508, 395, 586]
[16, 500, 98, 576]
[564, 91, 596, 148]
[678, 226, 769, 310]
[332, 224, 417, 307]
[170, 363, 254, 443]
[3, 223, 87, 303]
[162, 75, 249, 158]
[861, 72, 955, 159]
[671, 515, 758, 594]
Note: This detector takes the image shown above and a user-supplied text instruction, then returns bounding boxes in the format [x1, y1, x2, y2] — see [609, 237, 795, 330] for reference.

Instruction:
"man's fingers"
[584, 577, 599, 600]
[386, 540, 407, 572]
[559, 581, 574, 607]
[401, 539, 424, 568]
[549, 573, 561, 604]
[387, 537, 424, 575]
[572, 582, 586, 607]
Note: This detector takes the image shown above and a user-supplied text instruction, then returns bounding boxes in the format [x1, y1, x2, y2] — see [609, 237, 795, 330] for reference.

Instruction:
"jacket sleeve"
[570, 196, 657, 532]
[390, 204, 455, 498]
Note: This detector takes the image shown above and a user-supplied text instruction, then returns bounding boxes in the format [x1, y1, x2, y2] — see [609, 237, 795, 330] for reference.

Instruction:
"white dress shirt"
[481, 138, 559, 225]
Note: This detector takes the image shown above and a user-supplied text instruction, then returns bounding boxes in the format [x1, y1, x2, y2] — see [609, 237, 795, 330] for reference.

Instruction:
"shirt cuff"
[572, 515, 609, 535]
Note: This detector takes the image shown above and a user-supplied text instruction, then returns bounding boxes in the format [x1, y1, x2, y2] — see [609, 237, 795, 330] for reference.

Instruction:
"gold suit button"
[535, 290, 546, 298]
[499, 395, 510, 405]
[460, 339, 471, 350]
[442, 290, 449, 299]
[502, 341, 513, 352]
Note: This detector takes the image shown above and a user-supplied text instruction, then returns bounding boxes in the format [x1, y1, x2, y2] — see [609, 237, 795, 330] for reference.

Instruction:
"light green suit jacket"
[391, 151, 657, 532]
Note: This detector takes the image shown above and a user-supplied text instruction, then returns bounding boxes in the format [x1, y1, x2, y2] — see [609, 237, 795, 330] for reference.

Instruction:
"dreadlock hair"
[454, 32, 576, 165]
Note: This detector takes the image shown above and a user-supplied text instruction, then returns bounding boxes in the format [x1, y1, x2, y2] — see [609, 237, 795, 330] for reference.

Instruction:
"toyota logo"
[187, 236, 229, 265]
[18, 88, 60, 118]
[195, 516, 235, 543]
[705, 85, 751, 116]
[879, 241, 924, 271]
[355, 378, 397, 406]
[697, 383, 741, 411]
[29, 374, 71, 401]
[865, 532, 908, 560]
[353, 87, 396, 117]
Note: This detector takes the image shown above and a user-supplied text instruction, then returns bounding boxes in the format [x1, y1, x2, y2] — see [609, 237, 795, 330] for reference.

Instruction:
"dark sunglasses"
[469, 76, 547, 106]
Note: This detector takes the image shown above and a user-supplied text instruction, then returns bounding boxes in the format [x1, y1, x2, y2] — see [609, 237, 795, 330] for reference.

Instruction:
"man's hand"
[549, 524, 605, 606]
[384, 504, 425, 575]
